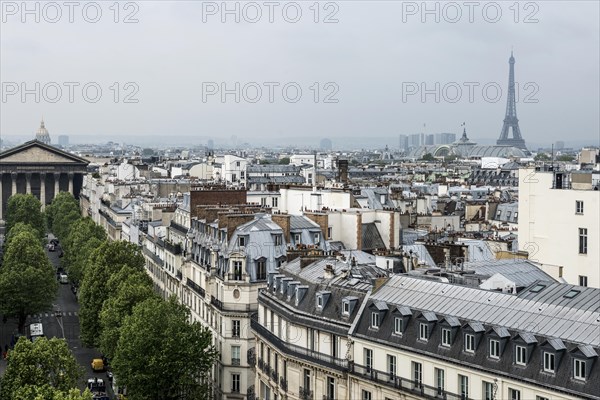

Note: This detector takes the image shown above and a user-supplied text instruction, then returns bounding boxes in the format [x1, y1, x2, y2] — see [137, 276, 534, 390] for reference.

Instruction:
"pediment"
[0, 140, 88, 165]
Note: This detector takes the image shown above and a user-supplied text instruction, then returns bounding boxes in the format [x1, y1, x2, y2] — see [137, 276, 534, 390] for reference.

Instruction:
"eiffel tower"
[497, 51, 527, 149]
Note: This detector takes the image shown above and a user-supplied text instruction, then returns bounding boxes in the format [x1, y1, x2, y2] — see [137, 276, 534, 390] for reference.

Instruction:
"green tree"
[46, 192, 80, 240]
[534, 152, 550, 161]
[421, 153, 435, 162]
[5, 194, 44, 239]
[62, 218, 106, 285]
[278, 157, 290, 165]
[79, 241, 145, 346]
[5, 222, 43, 248]
[0, 337, 83, 400]
[558, 154, 575, 162]
[12, 387, 92, 400]
[112, 297, 218, 400]
[0, 229, 57, 332]
[99, 267, 155, 360]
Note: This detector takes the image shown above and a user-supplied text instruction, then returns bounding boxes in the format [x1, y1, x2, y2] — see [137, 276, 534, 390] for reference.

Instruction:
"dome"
[35, 119, 51, 145]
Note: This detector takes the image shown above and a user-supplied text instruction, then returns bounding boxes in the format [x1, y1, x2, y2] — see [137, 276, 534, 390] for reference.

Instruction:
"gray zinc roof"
[370, 276, 600, 346]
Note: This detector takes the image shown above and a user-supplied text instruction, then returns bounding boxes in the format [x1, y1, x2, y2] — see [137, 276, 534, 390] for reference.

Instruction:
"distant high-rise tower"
[35, 119, 51, 145]
[497, 52, 527, 149]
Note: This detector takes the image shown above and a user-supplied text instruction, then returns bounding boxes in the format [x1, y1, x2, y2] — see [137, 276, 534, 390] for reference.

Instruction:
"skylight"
[530, 284, 546, 293]
[564, 290, 581, 299]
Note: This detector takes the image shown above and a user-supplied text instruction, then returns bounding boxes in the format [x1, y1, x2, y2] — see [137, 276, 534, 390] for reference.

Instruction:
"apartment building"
[519, 168, 600, 287]
[252, 254, 383, 400]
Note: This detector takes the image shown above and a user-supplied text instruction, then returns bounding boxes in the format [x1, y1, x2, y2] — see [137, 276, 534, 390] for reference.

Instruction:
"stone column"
[0, 175, 3, 221]
[26, 173, 32, 194]
[68, 173, 74, 195]
[40, 173, 46, 209]
[11, 172, 17, 195]
[54, 173, 60, 199]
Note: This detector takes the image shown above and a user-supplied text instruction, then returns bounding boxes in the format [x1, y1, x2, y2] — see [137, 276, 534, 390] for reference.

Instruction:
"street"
[0, 238, 115, 397]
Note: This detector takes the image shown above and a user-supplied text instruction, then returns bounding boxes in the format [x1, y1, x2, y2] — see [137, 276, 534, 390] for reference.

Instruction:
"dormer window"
[317, 296, 323, 308]
[419, 323, 429, 341]
[441, 329, 452, 347]
[394, 317, 403, 335]
[489, 339, 500, 359]
[294, 233, 301, 243]
[314, 233, 320, 243]
[371, 313, 380, 329]
[543, 352, 555, 373]
[274, 235, 282, 246]
[238, 236, 246, 247]
[515, 345, 527, 365]
[465, 334, 476, 353]
[342, 302, 349, 315]
[574, 359, 586, 381]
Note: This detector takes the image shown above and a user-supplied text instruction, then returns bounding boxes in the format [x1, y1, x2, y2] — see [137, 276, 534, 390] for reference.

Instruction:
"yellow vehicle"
[91, 358, 105, 372]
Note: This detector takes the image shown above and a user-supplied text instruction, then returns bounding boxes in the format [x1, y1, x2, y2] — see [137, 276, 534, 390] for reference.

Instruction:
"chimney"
[324, 264, 335, 279]
[271, 213, 291, 242]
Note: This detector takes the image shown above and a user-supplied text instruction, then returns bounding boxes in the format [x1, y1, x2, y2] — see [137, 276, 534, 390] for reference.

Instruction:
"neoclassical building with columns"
[0, 139, 89, 222]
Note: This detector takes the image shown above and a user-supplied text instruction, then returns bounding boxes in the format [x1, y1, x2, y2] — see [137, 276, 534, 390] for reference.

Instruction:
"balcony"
[176, 270, 183, 280]
[279, 377, 288, 392]
[210, 296, 253, 312]
[227, 273, 246, 282]
[270, 369, 278, 383]
[186, 278, 205, 298]
[164, 240, 182, 255]
[350, 363, 466, 400]
[299, 386, 313, 400]
[250, 315, 348, 371]
[232, 358, 240, 366]
[170, 221, 189, 235]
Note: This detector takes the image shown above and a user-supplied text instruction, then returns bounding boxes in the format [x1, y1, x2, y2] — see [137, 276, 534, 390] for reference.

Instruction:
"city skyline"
[1, 1, 599, 146]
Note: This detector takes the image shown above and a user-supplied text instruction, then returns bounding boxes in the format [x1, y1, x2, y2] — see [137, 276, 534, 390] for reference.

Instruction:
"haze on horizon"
[1, 1, 599, 148]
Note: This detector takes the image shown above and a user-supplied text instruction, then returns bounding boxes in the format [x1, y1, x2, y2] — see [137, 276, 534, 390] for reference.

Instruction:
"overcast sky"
[1, 0, 598, 148]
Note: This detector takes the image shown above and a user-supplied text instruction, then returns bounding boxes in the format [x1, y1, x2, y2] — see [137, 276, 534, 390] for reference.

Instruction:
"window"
[394, 317, 403, 335]
[483, 381, 494, 400]
[232, 261, 243, 280]
[231, 345, 240, 366]
[435, 368, 445, 395]
[441, 328, 452, 347]
[419, 323, 429, 341]
[314, 233, 320, 243]
[272, 197, 278, 207]
[506, 211, 512, 220]
[327, 227, 332, 239]
[465, 334, 475, 353]
[232, 320, 240, 337]
[574, 359, 586, 380]
[543, 352, 555, 373]
[364, 348, 373, 373]
[489, 339, 500, 359]
[509, 388, 521, 400]
[515, 345, 527, 365]
[361, 390, 372, 400]
[257, 260, 266, 281]
[326, 377, 335, 400]
[387, 354, 396, 380]
[459, 375, 469, 399]
[579, 228, 588, 254]
[579, 275, 588, 287]
[294, 233, 301, 243]
[231, 373, 240, 393]
[260, 197, 267, 206]
[537, 396, 550, 400]
[303, 369, 311, 391]
[412, 361, 422, 388]
[238, 236, 245, 247]
[331, 334, 338, 358]
[317, 296, 323, 308]
[576, 200, 584, 214]
[371, 312, 380, 329]
[274, 235, 282, 246]
[342, 301, 349, 315]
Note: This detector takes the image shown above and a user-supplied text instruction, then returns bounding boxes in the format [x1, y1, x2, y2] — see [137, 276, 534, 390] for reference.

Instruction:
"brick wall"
[271, 213, 291, 242]
[304, 212, 329, 239]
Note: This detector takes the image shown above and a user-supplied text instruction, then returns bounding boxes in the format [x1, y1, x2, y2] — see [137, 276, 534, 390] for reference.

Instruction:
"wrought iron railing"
[299, 386, 313, 400]
[349, 363, 466, 400]
[186, 278, 205, 298]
